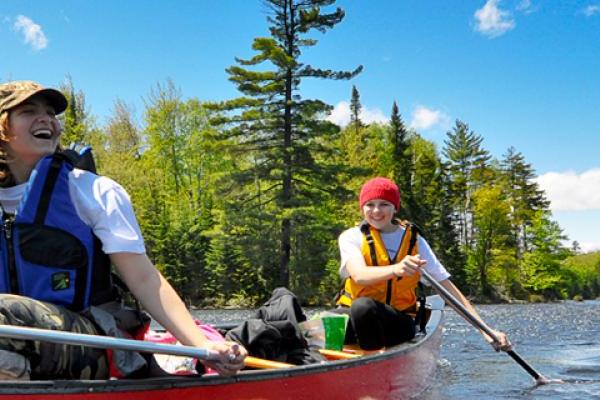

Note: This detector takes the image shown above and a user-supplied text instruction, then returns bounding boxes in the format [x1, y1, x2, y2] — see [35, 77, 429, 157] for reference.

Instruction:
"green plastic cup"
[322, 315, 348, 350]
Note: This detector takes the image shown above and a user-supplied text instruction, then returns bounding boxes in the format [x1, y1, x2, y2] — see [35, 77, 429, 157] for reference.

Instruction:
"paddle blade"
[535, 375, 565, 386]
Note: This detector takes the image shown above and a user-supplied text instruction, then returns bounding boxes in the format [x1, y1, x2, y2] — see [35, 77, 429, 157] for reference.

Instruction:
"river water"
[192, 300, 600, 399]
[423, 300, 600, 400]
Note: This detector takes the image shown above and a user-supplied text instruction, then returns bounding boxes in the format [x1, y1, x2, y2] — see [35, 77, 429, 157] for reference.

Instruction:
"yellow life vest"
[337, 221, 420, 312]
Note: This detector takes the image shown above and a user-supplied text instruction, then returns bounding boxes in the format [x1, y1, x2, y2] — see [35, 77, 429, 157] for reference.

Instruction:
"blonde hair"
[0, 112, 8, 141]
[0, 111, 16, 187]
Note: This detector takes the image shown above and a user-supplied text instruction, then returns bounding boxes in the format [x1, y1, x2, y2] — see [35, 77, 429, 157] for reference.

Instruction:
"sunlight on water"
[421, 300, 600, 400]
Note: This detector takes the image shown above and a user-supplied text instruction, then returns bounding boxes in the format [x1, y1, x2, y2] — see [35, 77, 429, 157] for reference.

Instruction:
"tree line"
[55, 0, 598, 306]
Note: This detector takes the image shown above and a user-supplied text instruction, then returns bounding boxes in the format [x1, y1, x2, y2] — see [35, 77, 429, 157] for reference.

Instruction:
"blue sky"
[2, 0, 600, 252]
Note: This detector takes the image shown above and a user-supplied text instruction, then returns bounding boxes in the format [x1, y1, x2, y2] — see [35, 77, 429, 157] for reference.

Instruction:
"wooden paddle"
[419, 269, 554, 385]
[0, 324, 293, 371]
[318, 348, 361, 360]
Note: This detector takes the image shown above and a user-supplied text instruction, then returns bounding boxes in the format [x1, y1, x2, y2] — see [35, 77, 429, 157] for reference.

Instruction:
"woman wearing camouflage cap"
[0, 81, 246, 380]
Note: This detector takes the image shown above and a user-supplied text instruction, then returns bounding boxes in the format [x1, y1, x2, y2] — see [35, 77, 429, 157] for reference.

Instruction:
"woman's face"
[4, 94, 61, 166]
[362, 199, 396, 232]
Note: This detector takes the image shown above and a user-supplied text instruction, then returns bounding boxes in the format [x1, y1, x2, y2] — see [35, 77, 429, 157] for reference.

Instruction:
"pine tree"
[389, 101, 413, 221]
[443, 120, 491, 250]
[210, 0, 362, 289]
[500, 147, 550, 258]
[430, 165, 466, 286]
[350, 85, 362, 135]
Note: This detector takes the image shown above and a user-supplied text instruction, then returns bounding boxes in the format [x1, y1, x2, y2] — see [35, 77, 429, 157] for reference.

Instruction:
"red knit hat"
[359, 177, 401, 210]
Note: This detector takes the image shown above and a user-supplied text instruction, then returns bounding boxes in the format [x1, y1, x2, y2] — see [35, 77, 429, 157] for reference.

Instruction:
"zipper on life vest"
[3, 218, 19, 294]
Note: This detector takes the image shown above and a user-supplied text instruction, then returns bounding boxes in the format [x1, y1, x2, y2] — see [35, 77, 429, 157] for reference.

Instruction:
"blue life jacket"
[0, 152, 117, 311]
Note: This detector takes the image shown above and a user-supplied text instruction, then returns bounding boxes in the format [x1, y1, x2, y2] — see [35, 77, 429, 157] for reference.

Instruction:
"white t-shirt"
[338, 225, 451, 284]
[0, 168, 146, 255]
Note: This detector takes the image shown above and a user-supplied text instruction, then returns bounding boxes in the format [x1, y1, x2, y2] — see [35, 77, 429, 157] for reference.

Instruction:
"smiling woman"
[0, 81, 67, 187]
[0, 81, 246, 380]
[334, 177, 512, 354]
[3, 97, 62, 184]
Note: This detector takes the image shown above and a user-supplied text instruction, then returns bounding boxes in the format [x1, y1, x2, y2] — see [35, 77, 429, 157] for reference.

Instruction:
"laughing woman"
[336, 177, 512, 351]
[0, 81, 246, 380]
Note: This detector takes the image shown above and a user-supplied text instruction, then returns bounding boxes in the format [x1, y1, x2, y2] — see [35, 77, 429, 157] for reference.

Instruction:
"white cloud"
[409, 105, 450, 131]
[327, 102, 449, 132]
[326, 101, 388, 127]
[13, 15, 48, 50]
[326, 101, 351, 126]
[536, 168, 600, 211]
[474, 0, 516, 38]
[583, 5, 600, 17]
[360, 107, 388, 125]
[579, 241, 600, 253]
[516, 0, 531, 10]
[60, 10, 71, 23]
[516, 0, 535, 14]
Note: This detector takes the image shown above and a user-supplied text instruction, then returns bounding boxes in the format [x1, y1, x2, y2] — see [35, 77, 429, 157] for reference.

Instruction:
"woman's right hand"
[202, 341, 247, 377]
[484, 329, 513, 352]
[392, 254, 426, 278]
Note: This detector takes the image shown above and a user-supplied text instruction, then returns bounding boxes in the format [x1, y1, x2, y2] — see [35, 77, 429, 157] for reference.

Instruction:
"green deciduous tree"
[521, 210, 570, 299]
[125, 81, 226, 300]
[465, 185, 513, 298]
[59, 76, 99, 147]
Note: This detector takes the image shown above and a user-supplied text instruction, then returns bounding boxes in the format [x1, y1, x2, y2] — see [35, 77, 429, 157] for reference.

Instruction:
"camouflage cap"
[0, 81, 68, 115]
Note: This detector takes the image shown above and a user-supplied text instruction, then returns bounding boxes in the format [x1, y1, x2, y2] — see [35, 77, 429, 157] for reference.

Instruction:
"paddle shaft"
[0, 324, 294, 370]
[419, 269, 544, 381]
[0, 324, 220, 360]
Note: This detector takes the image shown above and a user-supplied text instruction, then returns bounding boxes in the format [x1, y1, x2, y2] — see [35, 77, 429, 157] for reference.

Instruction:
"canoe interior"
[0, 296, 445, 400]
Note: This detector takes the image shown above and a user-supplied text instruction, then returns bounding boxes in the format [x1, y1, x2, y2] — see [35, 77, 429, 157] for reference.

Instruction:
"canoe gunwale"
[0, 296, 445, 396]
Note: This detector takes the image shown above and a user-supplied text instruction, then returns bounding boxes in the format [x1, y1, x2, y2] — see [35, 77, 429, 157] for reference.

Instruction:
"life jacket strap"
[34, 155, 64, 225]
[359, 221, 378, 266]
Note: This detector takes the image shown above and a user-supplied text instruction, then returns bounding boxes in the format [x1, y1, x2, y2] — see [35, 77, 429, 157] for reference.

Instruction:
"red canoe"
[0, 296, 444, 400]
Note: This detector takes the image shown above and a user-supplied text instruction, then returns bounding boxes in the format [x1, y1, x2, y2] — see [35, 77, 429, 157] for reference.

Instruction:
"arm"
[110, 252, 247, 375]
[73, 175, 246, 375]
[340, 227, 427, 285]
[346, 253, 426, 285]
[438, 279, 512, 351]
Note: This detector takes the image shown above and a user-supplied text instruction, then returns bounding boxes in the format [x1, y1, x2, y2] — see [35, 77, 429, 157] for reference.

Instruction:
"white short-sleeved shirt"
[338, 225, 450, 284]
[0, 168, 146, 255]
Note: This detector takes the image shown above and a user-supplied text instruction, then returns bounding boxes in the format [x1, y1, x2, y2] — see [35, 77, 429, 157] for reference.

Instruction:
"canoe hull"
[0, 296, 444, 400]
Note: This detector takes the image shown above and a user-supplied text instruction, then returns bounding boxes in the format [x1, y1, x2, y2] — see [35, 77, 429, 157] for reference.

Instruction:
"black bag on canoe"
[225, 288, 325, 366]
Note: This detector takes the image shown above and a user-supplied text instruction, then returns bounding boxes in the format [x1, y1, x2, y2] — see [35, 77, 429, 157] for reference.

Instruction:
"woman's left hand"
[202, 341, 247, 376]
